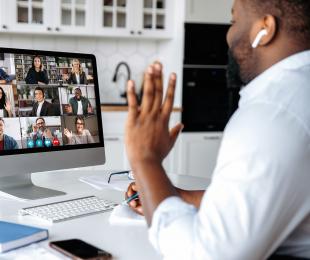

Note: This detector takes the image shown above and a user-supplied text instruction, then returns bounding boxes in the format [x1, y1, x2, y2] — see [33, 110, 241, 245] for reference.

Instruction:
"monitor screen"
[0, 48, 105, 200]
[0, 48, 104, 156]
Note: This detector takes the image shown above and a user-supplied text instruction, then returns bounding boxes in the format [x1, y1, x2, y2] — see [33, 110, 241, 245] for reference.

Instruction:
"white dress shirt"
[149, 51, 310, 260]
[77, 100, 83, 115]
[75, 73, 80, 84]
[36, 100, 44, 117]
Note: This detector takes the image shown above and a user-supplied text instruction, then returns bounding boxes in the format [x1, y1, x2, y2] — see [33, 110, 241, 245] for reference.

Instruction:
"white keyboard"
[19, 196, 118, 223]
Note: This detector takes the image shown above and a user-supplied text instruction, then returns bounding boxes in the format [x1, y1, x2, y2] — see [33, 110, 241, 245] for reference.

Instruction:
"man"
[0, 68, 15, 84]
[0, 117, 18, 150]
[65, 87, 93, 116]
[124, 0, 310, 259]
[31, 117, 53, 148]
[30, 87, 55, 117]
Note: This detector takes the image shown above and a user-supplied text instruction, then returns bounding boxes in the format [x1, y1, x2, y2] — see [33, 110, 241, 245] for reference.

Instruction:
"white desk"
[0, 167, 162, 260]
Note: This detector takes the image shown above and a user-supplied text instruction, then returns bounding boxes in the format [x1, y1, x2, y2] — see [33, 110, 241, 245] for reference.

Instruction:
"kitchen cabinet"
[1, 0, 177, 38]
[185, 0, 233, 24]
[100, 109, 181, 173]
[3, 0, 93, 35]
[95, 0, 173, 39]
[177, 132, 222, 180]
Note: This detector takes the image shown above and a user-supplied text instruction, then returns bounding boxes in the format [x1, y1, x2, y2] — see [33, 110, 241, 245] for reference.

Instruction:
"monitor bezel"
[0, 47, 104, 156]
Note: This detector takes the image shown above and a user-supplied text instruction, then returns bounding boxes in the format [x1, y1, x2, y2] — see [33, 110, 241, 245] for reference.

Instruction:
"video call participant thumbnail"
[29, 117, 58, 148]
[0, 68, 15, 84]
[0, 86, 12, 117]
[65, 87, 93, 116]
[30, 87, 57, 117]
[63, 59, 87, 85]
[25, 56, 49, 85]
[0, 117, 18, 150]
[64, 116, 95, 145]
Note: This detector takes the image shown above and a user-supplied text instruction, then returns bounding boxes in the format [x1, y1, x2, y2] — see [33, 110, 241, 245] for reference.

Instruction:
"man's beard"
[226, 49, 244, 89]
[226, 39, 258, 89]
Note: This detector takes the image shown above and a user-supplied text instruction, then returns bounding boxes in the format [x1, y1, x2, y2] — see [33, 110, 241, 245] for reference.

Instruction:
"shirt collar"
[239, 50, 310, 105]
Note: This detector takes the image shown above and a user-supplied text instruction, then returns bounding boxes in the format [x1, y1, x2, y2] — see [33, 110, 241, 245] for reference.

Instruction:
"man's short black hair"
[34, 86, 45, 97]
[36, 117, 45, 124]
[0, 117, 4, 124]
[247, 0, 310, 42]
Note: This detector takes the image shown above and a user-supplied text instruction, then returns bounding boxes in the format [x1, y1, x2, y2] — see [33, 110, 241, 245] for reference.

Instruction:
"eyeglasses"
[108, 170, 134, 184]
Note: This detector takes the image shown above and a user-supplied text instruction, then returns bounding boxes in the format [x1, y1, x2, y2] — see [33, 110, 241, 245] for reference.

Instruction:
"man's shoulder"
[4, 134, 16, 142]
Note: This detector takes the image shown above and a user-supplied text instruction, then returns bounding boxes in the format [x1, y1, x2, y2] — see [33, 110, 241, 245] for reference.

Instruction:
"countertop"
[101, 105, 182, 112]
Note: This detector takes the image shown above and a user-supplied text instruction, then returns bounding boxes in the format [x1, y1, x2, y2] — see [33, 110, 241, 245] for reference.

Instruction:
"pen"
[122, 192, 139, 205]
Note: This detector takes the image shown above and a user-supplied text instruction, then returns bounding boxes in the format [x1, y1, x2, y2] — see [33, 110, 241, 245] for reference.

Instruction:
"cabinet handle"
[2, 25, 8, 30]
[106, 137, 120, 141]
[55, 27, 60, 32]
[203, 136, 220, 140]
[137, 31, 142, 35]
[130, 30, 135, 35]
[47, 27, 52, 31]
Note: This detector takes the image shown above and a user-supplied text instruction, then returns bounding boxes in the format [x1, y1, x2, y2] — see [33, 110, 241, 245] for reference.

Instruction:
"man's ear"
[251, 15, 277, 48]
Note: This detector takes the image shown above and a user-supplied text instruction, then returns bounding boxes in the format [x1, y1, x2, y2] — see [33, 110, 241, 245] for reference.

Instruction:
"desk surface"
[0, 167, 161, 260]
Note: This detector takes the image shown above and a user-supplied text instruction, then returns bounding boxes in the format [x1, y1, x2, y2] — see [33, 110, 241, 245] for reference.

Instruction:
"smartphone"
[49, 239, 112, 260]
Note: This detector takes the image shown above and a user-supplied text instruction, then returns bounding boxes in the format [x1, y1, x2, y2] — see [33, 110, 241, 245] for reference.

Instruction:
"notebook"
[109, 205, 147, 226]
[0, 221, 48, 253]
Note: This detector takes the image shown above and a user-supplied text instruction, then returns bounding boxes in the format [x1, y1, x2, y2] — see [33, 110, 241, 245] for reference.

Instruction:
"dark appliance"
[182, 23, 240, 132]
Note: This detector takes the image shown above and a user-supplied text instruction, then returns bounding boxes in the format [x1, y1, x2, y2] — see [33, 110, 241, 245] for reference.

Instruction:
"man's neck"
[0, 134, 3, 141]
[255, 39, 310, 78]
[38, 99, 45, 104]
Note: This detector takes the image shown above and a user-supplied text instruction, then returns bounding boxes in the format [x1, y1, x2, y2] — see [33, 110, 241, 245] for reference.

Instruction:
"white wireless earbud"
[252, 29, 268, 48]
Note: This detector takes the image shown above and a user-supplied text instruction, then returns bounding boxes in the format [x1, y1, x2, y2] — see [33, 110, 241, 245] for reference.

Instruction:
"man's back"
[212, 51, 310, 258]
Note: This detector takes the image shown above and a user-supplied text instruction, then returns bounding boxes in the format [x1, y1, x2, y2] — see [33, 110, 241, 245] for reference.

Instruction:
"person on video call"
[0, 87, 12, 117]
[124, 0, 310, 259]
[30, 87, 55, 117]
[31, 117, 53, 146]
[65, 87, 93, 115]
[25, 55, 49, 85]
[63, 59, 88, 85]
[63, 116, 94, 145]
[0, 117, 18, 150]
[0, 68, 15, 84]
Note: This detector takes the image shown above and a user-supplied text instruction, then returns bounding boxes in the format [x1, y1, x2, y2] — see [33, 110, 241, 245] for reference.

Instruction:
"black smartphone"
[49, 239, 112, 260]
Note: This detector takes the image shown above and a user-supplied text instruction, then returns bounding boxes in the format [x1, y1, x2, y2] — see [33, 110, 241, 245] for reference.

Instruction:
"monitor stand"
[0, 174, 66, 200]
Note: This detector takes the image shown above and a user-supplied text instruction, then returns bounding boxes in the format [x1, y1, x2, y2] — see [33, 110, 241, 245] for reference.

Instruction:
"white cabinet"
[177, 132, 222, 179]
[52, 0, 94, 35]
[95, 0, 173, 39]
[103, 135, 130, 170]
[3, 0, 94, 35]
[101, 110, 181, 173]
[4, 0, 50, 33]
[1, 0, 177, 38]
[186, 0, 233, 24]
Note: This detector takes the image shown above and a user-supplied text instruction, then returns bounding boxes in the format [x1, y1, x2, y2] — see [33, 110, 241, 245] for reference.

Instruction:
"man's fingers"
[151, 62, 163, 114]
[162, 73, 177, 121]
[127, 80, 138, 125]
[140, 66, 155, 117]
[169, 123, 184, 146]
[129, 199, 138, 208]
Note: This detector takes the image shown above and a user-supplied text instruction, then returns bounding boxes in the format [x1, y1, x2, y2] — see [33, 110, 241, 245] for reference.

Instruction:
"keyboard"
[19, 196, 118, 223]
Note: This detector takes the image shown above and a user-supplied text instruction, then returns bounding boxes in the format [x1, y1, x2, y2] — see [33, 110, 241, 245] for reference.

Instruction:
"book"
[0, 221, 48, 253]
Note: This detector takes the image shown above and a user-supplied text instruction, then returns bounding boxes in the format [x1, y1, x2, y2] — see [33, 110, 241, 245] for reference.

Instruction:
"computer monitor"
[0, 48, 105, 200]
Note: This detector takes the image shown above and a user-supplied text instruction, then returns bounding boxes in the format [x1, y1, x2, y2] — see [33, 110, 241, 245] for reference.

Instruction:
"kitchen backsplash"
[0, 34, 161, 104]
